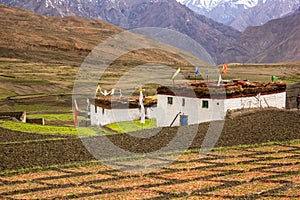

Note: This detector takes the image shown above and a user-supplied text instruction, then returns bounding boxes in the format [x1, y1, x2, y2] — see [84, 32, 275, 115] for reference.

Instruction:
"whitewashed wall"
[155, 95, 225, 127]
[90, 104, 157, 126]
[224, 92, 286, 111]
[156, 92, 286, 127]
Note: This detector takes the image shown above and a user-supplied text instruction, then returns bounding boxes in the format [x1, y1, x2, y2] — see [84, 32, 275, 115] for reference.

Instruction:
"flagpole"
[139, 87, 145, 125]
[195, 66, 199, 84]
[74, 99, 79, 127]
[171, 67, 181, 86]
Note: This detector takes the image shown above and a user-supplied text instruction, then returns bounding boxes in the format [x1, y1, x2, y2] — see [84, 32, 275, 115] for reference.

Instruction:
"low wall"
[0, 112, 26, 122]
[26, 118, 45, 125]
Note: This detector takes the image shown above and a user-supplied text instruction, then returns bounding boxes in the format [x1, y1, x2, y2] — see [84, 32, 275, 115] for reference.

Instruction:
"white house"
[155, 81, 286, 127]
[155, 91, 286, 127]
[155, 94, 225, 127]
[90, 81, 286, 128]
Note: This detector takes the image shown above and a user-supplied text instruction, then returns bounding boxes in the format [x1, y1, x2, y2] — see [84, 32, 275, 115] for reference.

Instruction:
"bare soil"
[286, 82, 300, 109]
[0, 128, 71, 143]
[0, 109, 299, 171]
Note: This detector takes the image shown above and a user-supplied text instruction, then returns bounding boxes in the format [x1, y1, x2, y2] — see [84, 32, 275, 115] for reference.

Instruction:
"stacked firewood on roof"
[157, 80, 286, 98]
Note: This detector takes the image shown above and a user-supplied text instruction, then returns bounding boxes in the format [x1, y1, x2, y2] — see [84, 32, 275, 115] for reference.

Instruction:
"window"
[202, 100, 209, 108]
[168, 97, 173, 105]
[182, 98, 185, 107]
[95, 105, 97, 113]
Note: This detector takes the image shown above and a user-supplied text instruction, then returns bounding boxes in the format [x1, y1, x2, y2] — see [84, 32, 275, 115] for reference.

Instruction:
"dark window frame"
[168, 97, 173, 105]
[202, 100, 209, 108]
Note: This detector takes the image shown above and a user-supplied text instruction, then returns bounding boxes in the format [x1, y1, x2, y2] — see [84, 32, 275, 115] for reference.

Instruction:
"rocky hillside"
[221, 12, 300, 63]
[177, 0, 300, 31]
[230, 0, 300, 31]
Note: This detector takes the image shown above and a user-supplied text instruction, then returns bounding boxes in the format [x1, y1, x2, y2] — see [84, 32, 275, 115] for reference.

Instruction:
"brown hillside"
[0, 4, 207, 69]
[0, 4, 123, 65]
[0, 0, 241, 64]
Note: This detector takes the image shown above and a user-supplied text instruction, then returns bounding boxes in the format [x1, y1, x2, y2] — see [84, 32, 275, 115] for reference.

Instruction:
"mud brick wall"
[26, 118, 45, 125]
[0, 112, 26, 122]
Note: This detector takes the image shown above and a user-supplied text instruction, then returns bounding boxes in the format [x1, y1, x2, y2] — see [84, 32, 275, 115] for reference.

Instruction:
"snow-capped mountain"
[177, 0, 300, 31]
[231, 0, 300, 31]
[177, 0, 264, 12]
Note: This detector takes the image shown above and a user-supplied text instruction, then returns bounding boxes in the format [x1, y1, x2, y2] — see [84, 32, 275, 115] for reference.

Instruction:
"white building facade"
[155, 91, 286, 127]
[90, 104, 157, 126]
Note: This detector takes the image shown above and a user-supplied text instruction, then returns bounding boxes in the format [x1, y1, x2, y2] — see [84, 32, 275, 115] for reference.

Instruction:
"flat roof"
[157, 80, 286, 99]
[91, 96, 157, 109]
[91, 80, 286, 108]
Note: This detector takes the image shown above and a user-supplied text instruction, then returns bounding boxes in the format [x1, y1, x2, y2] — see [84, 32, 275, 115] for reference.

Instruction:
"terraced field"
[0, 141, 299, 199]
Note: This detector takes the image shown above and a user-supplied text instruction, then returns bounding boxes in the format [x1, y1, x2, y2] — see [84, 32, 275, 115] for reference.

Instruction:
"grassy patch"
[219, 63, 300, 84]
[28, 113, 83, 121]
[277, 74, 300, 85]
[0, 120, 96, 136]
[0, 87, 16, 100]
[106, 119, 156, 133]
[0, 138, 67, 145]
[14, 104, 71, 112]
[208, 139, 300, 153]
[0, 77, 48, 84]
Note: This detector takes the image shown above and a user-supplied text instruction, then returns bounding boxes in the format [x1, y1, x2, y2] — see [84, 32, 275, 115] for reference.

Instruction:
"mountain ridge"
[221, 11, 300, 63]
[0, 0, 241, 64]
[0, 1, 299, 64]
[177, 0, 300, 31]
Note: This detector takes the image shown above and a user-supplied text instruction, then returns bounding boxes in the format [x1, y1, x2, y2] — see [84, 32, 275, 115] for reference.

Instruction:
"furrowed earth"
[1, 109, 299, 171]
[0, 109, 299, 199]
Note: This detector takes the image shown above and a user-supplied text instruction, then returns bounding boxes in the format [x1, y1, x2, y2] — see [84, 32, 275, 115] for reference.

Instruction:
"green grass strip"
[0, 138, 68, 145]
[13, 104, 71, 112]
[0, 120, 97, 136]
[106, 119, 156, 133]
[27, 113, 84, 121]
[205, 139, 300, 152]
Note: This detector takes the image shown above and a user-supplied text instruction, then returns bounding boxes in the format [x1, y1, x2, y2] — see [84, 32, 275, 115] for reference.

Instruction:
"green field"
[220, 62, 300, 85]
[106, 119, 157, 133]
[0, 120, 97, 136]
[28, 113, 83, 121]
